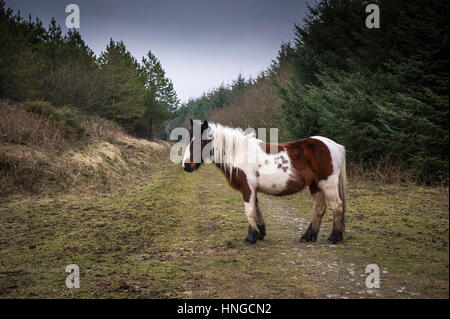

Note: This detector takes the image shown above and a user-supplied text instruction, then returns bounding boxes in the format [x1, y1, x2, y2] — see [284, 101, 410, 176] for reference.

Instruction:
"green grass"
[0, 163, 448, 298]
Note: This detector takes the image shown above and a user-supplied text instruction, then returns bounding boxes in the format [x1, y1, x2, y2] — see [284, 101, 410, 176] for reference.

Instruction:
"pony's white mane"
[208, 122, 256, 174]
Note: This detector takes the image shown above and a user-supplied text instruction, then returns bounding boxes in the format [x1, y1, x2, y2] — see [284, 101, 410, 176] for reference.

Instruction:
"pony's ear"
[189, 118, 193, 127]
[201, 120, 208, 131]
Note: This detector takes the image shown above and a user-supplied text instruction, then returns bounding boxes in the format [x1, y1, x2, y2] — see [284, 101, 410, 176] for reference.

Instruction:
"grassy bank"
[0, 100, 169, 197]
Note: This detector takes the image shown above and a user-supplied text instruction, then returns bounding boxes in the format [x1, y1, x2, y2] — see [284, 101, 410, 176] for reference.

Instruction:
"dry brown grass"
[0, 100, 68, 151]
[82, 115, 126, 143]
[0, 100, 170, 196]
[346, 156, 441, 186]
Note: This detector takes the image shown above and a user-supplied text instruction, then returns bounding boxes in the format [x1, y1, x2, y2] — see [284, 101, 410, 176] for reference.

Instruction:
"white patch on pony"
[255, 148, 292, 195]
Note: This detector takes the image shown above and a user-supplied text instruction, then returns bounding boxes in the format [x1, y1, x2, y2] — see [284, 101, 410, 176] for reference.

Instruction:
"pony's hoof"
[244, 226, 258, 244]
[299, 237, 316, 243]
[257, 225, 266, 240]
[243, 237, 257, 244]
[327, 229, 343, 244]
[299, 223, 317, 242]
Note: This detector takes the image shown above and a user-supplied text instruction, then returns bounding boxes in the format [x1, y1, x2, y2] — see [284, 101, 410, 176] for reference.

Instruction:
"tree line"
[168, 73, 249, 130]
[279, 0, 448, 182]
[0, 0, 178, 139]
[173, 0, 448, 183]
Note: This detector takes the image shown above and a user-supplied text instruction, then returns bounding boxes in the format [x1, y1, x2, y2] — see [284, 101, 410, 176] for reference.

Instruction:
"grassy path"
[0, 163, 448, 298]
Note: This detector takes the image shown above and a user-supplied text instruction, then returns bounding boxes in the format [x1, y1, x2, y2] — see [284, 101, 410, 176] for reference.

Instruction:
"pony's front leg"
[243, 189, 260, 244]
[255, 196, 266, 240]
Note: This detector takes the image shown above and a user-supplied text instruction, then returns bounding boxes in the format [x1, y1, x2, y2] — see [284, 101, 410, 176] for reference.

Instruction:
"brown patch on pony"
[259, 138, 333, 195]
[216, 164, 251, 202]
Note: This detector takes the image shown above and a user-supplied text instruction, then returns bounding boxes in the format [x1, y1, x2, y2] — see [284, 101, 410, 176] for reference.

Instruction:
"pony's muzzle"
[184, 163, 199, 172]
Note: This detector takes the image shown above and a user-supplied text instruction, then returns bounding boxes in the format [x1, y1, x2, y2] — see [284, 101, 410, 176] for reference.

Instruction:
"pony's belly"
[257, 174, 291, 195]
[255, 149, 294, 195]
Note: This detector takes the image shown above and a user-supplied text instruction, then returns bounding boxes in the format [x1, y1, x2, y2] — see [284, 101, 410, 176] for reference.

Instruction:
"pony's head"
[182, 119, 211, 172]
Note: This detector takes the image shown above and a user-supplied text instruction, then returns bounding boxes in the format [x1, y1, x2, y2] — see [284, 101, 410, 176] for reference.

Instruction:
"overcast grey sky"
[6, 0, 308, 103]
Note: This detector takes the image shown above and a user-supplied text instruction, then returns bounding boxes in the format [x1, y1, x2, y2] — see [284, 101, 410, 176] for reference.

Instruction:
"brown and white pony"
[182, 119, 347, 244]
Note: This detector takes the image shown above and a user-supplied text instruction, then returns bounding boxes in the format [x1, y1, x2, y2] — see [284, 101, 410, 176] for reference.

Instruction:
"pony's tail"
[338, 147, 347, 230]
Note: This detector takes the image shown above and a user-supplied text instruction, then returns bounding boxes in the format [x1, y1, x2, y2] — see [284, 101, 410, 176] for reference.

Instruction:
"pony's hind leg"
[320, 178, 345, 244]
[300, 184, 326, 242]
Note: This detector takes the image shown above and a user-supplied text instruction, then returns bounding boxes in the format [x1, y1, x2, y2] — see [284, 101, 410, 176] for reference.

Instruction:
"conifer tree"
[97, 39, 146, 131]
[138, 50, 179, 139]
[277, 0, 448, 182]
